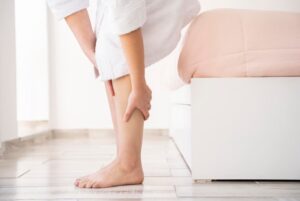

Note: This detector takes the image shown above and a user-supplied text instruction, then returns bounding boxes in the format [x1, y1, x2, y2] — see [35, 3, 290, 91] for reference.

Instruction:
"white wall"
[15, 0, 49, 122]
[0, 0, 18, 143]
[48, 6, 173, 129]
[48, 0, 300, 130]
[48, 11, 112, 129]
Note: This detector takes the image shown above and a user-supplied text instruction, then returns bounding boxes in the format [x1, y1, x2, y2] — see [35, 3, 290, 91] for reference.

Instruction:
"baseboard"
[0, 129, 53, 158]
[0, 142, 6, 156]
[52, 129, 169, 138]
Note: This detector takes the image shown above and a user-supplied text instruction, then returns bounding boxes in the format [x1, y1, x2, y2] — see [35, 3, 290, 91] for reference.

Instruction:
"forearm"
[65, 9, 96, 64]
[119, 29, 146, 90]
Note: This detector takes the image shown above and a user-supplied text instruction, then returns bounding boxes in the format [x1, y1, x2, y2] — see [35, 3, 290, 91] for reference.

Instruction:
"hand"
[124, 83, 152, 122]
[88, 51, 115, 96]
[86, 51, 98, 76]
[89, 52, 100, 79]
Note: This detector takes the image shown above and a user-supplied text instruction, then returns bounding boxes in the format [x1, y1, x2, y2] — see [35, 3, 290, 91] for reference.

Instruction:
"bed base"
[170, 77, 300, 180]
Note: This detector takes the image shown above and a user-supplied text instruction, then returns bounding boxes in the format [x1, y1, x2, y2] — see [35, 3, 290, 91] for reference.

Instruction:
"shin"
[112, 75, 144, 169]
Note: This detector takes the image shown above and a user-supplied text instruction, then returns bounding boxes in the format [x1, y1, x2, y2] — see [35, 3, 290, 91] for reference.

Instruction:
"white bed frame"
[170, 77, 300, 181]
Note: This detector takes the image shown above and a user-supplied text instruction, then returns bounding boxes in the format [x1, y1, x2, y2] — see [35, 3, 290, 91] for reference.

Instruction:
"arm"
[119, 29, 152, 122]
[65, 9, 96, 68]
[119, 28, 146, 91]
[64, 9, 116, 95]
[47, 0, 96, 67]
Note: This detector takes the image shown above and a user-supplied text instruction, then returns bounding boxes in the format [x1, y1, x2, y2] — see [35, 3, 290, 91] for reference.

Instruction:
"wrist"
[86, 50, 96, 66]
[86, 50, 94, 58]
[132, 77, 147, 91]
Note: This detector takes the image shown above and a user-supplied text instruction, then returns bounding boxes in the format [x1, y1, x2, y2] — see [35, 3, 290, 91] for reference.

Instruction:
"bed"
[169, 1, 300, 181]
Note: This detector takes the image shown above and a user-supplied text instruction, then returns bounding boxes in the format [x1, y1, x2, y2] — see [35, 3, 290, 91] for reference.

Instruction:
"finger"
[142, 109, 150, 120]
[124, 104, 135, 122]
[145, 112, 150, 120]
[94, 66, 100, 78]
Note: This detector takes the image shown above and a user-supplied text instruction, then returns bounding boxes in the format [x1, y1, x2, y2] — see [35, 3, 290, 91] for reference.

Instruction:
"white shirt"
[49, 0, 149, 35]
[47, 0, 201, 80]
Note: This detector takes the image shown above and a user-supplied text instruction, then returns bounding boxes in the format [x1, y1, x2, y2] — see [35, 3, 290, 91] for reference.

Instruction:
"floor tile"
[0, 167, 30, 178]
[0, 185, 176, 199]
[20, 167, 171, 178]
[1, 133, 299, 200]
[143, 177, 193, 186]
[171, 169, 191, 177]
[175, 182, 300, 198]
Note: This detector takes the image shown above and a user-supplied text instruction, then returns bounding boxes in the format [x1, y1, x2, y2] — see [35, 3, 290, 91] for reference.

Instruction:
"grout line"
[16, 169, 31, 179]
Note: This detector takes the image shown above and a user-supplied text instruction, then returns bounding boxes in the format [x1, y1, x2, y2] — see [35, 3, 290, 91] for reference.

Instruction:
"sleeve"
[47, 0, 89, 20]
[109, 0, 147, 35]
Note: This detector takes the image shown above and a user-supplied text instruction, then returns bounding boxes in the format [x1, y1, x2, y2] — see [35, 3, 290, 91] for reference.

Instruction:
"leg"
[113, 75, 144, 168]
[105, 81, 119, 151]
[75, 75, 145, 188]
[74, 81, 119, 184]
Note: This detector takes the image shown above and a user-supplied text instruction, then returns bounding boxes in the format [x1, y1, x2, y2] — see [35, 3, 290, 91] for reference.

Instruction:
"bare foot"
[74, 159, 117, 185]
[74, 160, 144, 188]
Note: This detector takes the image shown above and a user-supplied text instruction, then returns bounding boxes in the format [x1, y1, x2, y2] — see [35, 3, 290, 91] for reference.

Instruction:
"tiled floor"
[0, 132, 299, 200]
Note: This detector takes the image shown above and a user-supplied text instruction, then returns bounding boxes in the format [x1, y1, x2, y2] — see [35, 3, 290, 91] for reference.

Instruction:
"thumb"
[123, 102, 135, 122]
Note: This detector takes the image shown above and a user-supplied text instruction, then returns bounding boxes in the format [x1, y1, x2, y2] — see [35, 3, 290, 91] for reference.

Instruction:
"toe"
[75, 174, 91, 187]
[91, 182, 100, 188]
[77, 178, 89, 188]
[74, 177, 83, 185]
[78, 181, 86, 188]
[91, 178, 105, 188]
[74, 178, 82, 186]
[76, 175, 87, 182]
[86, 181, 94, 188]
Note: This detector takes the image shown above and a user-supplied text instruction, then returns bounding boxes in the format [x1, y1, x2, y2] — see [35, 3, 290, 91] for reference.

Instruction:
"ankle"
[116, 157, 142, 171]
